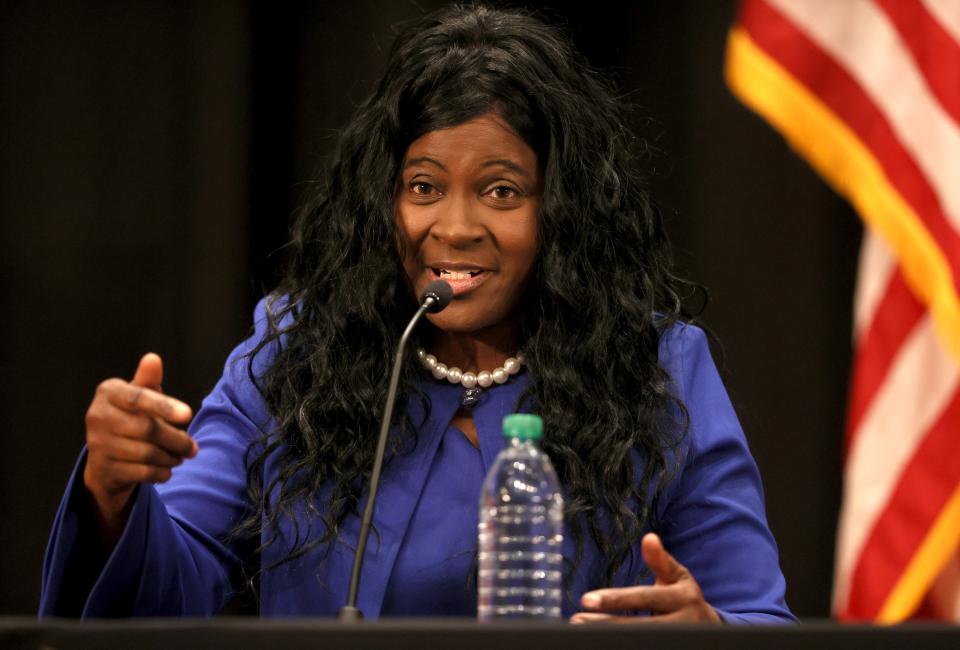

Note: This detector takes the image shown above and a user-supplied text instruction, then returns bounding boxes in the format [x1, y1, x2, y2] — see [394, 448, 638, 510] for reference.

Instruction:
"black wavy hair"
[238, 3, 692, 591]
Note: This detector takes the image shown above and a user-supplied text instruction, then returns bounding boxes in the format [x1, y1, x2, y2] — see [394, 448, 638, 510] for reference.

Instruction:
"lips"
[429, 265, 492, 296]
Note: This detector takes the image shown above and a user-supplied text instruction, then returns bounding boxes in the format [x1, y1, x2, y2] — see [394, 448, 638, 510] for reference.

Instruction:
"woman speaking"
[40, 3, 794, 623]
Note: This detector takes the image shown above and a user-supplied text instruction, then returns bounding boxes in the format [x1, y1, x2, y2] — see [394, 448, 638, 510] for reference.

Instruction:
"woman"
[41, 4, 794, 622]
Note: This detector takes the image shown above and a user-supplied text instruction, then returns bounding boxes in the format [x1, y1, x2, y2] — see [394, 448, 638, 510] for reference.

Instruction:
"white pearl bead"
[516, 352, 525, 364]
[418, 348, 522, 389]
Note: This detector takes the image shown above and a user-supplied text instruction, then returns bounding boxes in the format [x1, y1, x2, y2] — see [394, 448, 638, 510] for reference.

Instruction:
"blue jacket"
[40, 300, 795, 622]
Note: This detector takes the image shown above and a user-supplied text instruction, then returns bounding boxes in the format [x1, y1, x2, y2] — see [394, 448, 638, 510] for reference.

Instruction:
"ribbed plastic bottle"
[477, 413, 564, 621]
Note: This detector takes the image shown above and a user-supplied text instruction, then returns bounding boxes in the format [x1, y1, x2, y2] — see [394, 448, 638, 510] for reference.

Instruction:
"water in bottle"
[478, 413, 564, 621]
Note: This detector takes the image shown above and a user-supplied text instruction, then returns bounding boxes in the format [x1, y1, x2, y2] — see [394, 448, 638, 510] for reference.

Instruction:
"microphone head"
[419, 280, 453, 313]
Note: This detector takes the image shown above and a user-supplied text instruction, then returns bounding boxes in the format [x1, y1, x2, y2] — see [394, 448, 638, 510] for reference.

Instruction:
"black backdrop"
[0, 1, 860, 617]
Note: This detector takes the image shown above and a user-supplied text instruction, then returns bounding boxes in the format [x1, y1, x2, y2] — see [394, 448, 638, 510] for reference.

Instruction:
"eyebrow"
[403, 156, 446, 171]
[481, 158, 530, 177]
[402, 156, 531, 178]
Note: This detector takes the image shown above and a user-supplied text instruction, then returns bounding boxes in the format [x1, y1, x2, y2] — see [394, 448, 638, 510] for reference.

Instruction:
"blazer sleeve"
[39, 298, 278, 617]
[656, 323, 796, 624]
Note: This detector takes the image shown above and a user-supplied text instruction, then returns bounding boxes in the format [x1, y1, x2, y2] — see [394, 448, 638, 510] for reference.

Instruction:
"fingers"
[580, 583, 690, 614]
[132, 352, 164, 390]
[144, 417, 198, 458]
[641, 532, 687, 584]
[100, 435, 184, 468]
[577, 533, 719, 624]
[102, 459, 174, 485]
[579, 534, 691, 614]
[99, 378, 192, 424]
[571, 611, 686, 625]
[84, 358, 196, 536]
[89, 399, 197, 458]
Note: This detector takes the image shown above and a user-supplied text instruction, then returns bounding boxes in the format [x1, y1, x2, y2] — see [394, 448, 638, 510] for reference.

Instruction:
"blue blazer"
[40, 300, 795, 622]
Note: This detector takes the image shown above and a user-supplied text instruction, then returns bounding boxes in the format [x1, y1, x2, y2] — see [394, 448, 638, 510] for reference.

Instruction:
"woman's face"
[395, 113, 541, 333]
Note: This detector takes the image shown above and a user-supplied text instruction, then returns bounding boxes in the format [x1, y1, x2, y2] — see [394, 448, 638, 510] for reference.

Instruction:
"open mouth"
[429, 267, 492, 295]
[431, 267, 484, 280]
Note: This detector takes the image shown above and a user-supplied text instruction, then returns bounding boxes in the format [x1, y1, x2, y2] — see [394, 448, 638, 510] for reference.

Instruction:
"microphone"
[419, 279, 453, 313]
[338, 280, 453, 621]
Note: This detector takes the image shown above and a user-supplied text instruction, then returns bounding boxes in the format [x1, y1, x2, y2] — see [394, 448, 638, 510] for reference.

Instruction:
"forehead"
[404, 114, 538, 168]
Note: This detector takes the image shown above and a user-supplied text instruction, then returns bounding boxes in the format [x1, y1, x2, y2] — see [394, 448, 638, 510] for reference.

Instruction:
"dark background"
[0, 0, 860, 617]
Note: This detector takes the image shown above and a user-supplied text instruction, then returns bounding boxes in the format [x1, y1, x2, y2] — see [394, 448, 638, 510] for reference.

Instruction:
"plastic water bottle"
[478, 413, 564, 621]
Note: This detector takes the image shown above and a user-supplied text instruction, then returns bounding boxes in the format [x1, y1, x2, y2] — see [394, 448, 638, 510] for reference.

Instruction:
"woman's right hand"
[82, 353, 197, 546]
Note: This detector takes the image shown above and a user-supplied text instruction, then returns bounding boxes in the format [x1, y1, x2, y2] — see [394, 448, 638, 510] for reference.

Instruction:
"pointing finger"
[642, 533, 687, 585]
[99, 404, 197, 458]
[100, 379, 192, 424]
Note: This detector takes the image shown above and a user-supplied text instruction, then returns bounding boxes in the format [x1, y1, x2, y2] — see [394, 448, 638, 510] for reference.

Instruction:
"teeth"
[438, 269, 481, 280]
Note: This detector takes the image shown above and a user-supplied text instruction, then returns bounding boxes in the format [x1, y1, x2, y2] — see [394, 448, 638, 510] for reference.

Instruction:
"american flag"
[725, 0, 960, 621]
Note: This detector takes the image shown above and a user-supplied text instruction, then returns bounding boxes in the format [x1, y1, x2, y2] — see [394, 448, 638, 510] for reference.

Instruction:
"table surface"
[2, 617, 960, 650]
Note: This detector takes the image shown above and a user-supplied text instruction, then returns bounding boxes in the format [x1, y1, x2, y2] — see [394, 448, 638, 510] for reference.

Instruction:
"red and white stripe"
[839, 231, 960, 618]
[727, 0, 960, 621]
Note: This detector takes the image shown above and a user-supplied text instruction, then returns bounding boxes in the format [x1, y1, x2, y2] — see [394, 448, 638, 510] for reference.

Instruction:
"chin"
[425, 308, 502, 334]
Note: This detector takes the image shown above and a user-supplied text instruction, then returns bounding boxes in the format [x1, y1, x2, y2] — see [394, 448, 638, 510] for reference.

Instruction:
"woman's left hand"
[570, 532, 722, 624]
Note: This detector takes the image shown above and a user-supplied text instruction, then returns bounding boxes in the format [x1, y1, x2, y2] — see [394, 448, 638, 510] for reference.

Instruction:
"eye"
[410, 181, 437, 195]
[486, 184, 521, 200]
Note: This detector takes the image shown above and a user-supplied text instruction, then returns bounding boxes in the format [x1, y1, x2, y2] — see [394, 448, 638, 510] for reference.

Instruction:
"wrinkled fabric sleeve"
[656, 324, 796, 624]
[39, 298, 278, 617]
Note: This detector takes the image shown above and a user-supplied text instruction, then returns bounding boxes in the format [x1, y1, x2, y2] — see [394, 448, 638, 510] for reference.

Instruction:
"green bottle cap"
[502, 413, 543, 441]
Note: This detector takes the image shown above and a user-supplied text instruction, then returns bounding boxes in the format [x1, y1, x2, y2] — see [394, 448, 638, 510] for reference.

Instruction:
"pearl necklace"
[416, 347, 524, 406]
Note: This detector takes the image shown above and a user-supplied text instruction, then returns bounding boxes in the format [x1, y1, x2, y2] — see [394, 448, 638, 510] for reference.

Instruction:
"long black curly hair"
[238, 3, 691, 590]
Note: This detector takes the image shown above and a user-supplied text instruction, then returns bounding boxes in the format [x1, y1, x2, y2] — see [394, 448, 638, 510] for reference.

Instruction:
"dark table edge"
[2, 616, 958, 634]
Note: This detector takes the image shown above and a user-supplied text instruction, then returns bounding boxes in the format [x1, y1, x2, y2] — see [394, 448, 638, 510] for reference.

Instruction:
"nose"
[430, 194, 485, 247]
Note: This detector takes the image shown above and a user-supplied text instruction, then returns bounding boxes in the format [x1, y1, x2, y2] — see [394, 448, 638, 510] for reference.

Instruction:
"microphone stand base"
[337, 606, 364, 622]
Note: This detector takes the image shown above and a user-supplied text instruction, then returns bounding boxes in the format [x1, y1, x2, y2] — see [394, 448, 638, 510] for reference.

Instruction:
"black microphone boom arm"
[338, 281, 452, 621]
